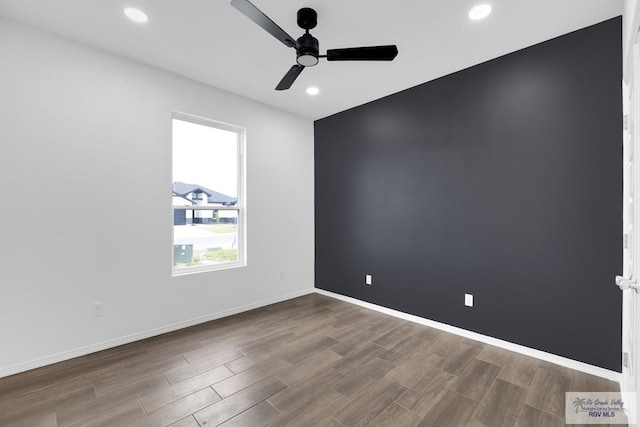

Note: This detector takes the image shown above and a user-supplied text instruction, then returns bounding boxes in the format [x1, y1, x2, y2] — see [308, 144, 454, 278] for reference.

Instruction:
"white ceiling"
[0, 0, 623, 120]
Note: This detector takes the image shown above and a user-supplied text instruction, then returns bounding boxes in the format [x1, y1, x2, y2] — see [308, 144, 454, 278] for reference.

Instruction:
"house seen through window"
[172, 113, 245, 274]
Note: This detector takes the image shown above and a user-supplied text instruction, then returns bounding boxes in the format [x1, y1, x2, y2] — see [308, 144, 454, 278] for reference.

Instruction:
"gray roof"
[172, 182, 237, 205]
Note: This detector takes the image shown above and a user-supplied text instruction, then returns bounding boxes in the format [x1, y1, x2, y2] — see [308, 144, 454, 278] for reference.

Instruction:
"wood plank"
[288, 305, 334, 322]
[139, 365, 231, 413]
[94, 373, 170, 399]
[12, 377, 94, 412]
[62, 399, 143, 427]
[268, 369, 344, 414]
[396, 365, 458, 416]
[274, 348, 342, 386]
[329, 319, 373, 342]
[365, 316, 407, 338]
[453, 359, 501, 402]
[0, 395, 13, 417]
[0, 348, 143, 399]
[225, 352, 271, 374]
[168, 416, 200, 427]
[515, 404, 564, 427]
[286, 314, 335, 335]
[427, 332, 462, 358]
[182, 344, 244, 365]
[416, 390, 479, 427]
[164, 351, 242, 384]
[328, 309, 370, 328]
[407, 323, 442, 342]
[333, 377, 406, 426]
[465, 419, 489, 427]
[236, 330, 296, 355]
[213, 357, 291, 398]
[524, 368, 571, 418]
[331, 342, 387, 375]
[3, 412, 58, 427]
[218, 401, 280, 427]
[127, 387, 220, 427]
[497, 353, 539, 388]
[316, 418, 345, 427]
[380, 335, 429, 364]
[386, 346, 443, 388]
[120, 354, 190, 378]
[570, 371, 620, 393]
[538, 360, 576, 377]
[367, 402, 421, 427]
[267, 388, 348, 427]
[280, 336, 339, 364]
[12, 383, 96, 417]
[436, 342, 482, 376]
[334, 358, 395, 399]
[194, 376, 287, 426]
[475, 345, 512, 367]
[373, 323, 416, 348]
[56, 391, 142, 427]
[330, 329, 378, 356]
[474, 379, 527, 427]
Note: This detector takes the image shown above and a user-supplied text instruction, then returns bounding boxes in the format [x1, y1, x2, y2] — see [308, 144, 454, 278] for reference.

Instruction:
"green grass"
[175, 247, 238, 269]
[202, 248, 238, 262]
[199, 224, 238, 234]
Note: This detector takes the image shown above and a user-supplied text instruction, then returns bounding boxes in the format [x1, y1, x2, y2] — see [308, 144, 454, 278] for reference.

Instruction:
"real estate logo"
[565, 392, 636, 424]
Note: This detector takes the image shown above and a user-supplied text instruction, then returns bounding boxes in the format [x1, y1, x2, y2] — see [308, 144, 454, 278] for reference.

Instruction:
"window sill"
[172, 261, 246, 277]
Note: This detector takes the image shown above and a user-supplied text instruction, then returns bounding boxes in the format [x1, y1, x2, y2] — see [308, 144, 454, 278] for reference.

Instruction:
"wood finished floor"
[0, 294, 623, 427]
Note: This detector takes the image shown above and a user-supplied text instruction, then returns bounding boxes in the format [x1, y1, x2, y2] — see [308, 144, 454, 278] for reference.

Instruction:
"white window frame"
[171, 111, 246, 276]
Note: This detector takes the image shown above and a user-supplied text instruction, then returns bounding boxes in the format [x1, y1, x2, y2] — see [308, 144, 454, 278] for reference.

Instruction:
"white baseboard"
[1, 287, 620, 383]
[315, 288, 621, 383]
[0, 288, 315, 379]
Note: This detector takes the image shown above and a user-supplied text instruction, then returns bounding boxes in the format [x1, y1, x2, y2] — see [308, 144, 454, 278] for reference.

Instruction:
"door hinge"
[616, 276, 640, 292]
[625, 234, 630, 249]
[625, 115, 630, 131]
[623, 352, 630, 368]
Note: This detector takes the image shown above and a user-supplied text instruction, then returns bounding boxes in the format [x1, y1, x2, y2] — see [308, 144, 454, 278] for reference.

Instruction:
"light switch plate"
[366, 274, 372, 285]
[465, 294, 474, 307]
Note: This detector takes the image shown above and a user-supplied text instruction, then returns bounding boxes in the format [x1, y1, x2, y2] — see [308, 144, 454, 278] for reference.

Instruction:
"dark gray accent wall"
[314, 17, 623, 371]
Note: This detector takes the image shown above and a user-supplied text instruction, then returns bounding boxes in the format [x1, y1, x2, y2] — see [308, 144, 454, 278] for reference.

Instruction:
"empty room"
[0, 0, 639, 426]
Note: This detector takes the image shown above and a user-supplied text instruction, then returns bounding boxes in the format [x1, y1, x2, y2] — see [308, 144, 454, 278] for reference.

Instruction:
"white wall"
[0, 18, 315, 377]
[625, 0, 639, 78]
[626, 0, 638, 53]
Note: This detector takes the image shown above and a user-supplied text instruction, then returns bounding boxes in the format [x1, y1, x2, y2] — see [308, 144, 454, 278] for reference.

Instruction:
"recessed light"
[469, 4, 492, 21]
[306, 86, 320, 96]
[124, 7, 149, 23]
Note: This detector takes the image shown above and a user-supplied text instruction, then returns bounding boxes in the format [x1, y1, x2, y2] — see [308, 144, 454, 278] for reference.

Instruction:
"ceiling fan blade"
[276, 65, 304, 90]
[326, 45, 398, 61]
[231, 0, 298, 48]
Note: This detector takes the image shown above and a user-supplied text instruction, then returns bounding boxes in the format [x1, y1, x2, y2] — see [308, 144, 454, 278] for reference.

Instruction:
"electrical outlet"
[464, 294, 474, 307]
[278, 270, 285, 280]
[92, 302, 104, 318]
[366, 274, 372, 285]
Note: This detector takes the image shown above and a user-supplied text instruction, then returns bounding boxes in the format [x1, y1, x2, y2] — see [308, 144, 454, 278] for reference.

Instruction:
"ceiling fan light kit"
[230, 0, 399, 90]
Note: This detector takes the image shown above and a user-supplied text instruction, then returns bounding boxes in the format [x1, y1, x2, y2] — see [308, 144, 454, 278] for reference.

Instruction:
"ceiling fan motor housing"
[296, 8, 319, 66]
[296, 33, 319, 66]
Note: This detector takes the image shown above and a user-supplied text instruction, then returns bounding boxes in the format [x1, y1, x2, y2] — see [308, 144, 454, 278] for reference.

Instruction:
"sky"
[172, 118, 238, 198]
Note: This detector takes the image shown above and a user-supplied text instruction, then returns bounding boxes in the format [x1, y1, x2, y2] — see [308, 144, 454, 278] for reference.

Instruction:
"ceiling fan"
[230, 0, 399, 91]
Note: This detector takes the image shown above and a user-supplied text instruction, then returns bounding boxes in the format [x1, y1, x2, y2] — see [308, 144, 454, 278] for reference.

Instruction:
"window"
[172, 112, 245, 275]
